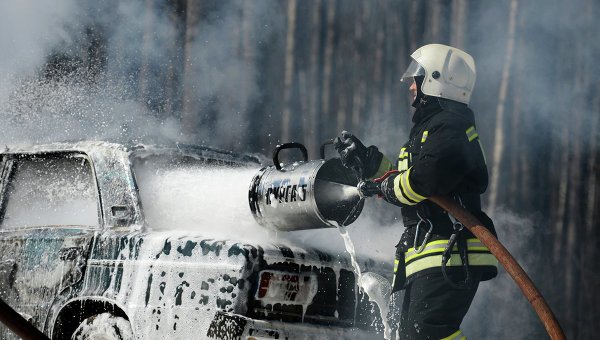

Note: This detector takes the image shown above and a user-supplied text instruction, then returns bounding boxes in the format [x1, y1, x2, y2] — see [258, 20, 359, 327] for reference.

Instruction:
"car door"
[0, 151, 100, 335]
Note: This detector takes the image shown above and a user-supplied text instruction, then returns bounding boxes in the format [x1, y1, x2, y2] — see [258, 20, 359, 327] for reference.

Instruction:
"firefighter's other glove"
[333, 131, 383, 179]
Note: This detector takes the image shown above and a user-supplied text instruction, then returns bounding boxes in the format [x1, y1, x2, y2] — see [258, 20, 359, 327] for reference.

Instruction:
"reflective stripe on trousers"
[441, 329, 467, 340]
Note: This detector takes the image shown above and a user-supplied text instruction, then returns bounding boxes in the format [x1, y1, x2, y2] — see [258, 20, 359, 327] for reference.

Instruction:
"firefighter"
[335, 44, 498, 339]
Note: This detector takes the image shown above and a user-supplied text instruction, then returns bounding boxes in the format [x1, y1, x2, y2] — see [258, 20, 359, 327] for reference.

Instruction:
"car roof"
[1, 141, 262, 166]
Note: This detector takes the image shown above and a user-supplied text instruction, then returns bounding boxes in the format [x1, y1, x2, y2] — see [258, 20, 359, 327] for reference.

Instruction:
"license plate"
[256, 270, 318, 305]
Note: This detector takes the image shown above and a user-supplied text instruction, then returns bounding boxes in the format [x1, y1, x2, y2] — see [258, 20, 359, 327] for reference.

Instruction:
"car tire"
[71, 313, 133, 340]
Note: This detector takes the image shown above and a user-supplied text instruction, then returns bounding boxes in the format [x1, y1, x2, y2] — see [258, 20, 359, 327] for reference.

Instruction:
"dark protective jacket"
[373, 97, 498, 289]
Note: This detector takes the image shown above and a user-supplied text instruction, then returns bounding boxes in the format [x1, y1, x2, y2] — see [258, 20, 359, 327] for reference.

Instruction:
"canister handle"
[320, 139, 335, 159]
[273, 143, 308, 170]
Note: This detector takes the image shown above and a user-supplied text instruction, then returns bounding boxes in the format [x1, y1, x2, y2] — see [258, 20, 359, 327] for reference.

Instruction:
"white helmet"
[401, 44, 476, 105]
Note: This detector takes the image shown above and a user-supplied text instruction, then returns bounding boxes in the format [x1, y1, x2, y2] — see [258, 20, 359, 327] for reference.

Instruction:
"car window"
[0, 153, 100, 229]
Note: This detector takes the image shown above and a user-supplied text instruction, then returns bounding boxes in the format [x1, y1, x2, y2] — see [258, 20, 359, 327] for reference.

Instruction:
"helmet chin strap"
[411, 75, 425, 108]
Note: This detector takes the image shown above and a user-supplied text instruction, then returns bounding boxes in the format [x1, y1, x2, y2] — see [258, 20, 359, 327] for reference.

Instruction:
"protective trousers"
[396, 271, 481, 339]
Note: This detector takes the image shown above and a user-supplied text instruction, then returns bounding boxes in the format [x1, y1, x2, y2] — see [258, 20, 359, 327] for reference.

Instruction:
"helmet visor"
[401, 60, 425, 83]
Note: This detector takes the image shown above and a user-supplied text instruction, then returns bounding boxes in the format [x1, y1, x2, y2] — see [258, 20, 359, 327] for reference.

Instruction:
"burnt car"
[0, 141, 390, 339]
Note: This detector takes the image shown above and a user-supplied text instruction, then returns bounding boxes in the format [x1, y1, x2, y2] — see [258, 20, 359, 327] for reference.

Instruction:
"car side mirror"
[110, 205, 134, 228]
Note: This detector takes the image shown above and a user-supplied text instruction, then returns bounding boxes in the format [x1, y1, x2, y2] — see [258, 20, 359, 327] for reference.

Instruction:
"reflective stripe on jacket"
[404, 238, 497, 278]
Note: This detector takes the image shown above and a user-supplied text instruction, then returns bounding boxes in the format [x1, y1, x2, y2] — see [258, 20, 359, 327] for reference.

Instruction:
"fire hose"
[356, 169, 565, 339]
[429, 196, 566, 340]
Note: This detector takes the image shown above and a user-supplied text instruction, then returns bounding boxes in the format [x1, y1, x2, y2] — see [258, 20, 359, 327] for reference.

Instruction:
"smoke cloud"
[462, 207, 545, 338]
[0, 1, 592, 338]
[0, 1, 183, 146]
[0, 1, 283, 148]
[0, 1, 77, 80]
[183, 1, 283, 149]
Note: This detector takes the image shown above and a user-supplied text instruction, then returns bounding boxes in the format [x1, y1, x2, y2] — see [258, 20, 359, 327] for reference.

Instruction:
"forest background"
[0, 1, 598, 338]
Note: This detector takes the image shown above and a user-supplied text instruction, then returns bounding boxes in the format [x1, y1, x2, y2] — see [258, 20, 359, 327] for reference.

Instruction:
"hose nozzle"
[357, 180, 382, 198]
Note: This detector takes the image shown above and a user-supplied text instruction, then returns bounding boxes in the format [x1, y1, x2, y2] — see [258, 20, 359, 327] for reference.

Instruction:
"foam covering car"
[0, 142, 390, 340]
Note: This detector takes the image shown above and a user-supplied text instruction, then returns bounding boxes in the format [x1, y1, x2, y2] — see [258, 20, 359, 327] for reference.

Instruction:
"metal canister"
[248, 142, 364, 231]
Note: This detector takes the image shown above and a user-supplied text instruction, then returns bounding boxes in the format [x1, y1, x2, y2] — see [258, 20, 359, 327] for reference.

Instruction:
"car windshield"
[132, 153, 261, 232]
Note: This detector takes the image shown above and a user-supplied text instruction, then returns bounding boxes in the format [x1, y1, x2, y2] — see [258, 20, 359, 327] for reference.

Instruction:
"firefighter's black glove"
[378, 172, 403, 206]
[333, 131, 383, 179]
[358, 172, 403, 207]
[357, 174, 403, 207]
[357, 180, 383, 198]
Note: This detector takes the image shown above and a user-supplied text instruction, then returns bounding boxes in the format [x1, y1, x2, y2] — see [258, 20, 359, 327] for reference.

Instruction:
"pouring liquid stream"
[336, 191, 392, 339]
[336, 223, 361, 328]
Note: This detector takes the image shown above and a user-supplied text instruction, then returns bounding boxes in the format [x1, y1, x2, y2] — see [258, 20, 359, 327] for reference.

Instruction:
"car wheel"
[71, 313, 133, 340]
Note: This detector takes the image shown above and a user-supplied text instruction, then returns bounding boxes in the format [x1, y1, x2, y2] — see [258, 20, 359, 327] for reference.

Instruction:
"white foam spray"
[134, 158, 404, 259]
[134, 164, 276, 243]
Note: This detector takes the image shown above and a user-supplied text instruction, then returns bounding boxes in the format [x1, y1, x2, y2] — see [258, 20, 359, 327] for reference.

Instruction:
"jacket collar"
[412, 97, 469, 124]
[412, 96, 442, 124]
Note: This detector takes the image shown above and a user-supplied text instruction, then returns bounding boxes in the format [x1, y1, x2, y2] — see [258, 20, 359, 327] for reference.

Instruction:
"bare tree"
[488, 0, 519, 214]
[564, 80, 583, 323]
[351, 0, 368, 130]
[181, 0, 200, 137]
[552, 118, 570, 264]
[382, 3, 401, 122]
[508, 84, 521, 207]
[408, 0, 419, 53]
[427, 0, 442, 42]
[336, 6, 356, 134]
[165, 0, 186, 115]
[281, 0, 297, 143]
[573, 1, 598, 335]
[321, 0, 336, 131]
[139, 0, 154, 106]
[306, 0, 322, 156]
[580, 80, 599, 338]
[450, 0, 468, 49]
[239, 1, 256, 145]
[370, 2, 385, 136]
[510, 25, 526, 211]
